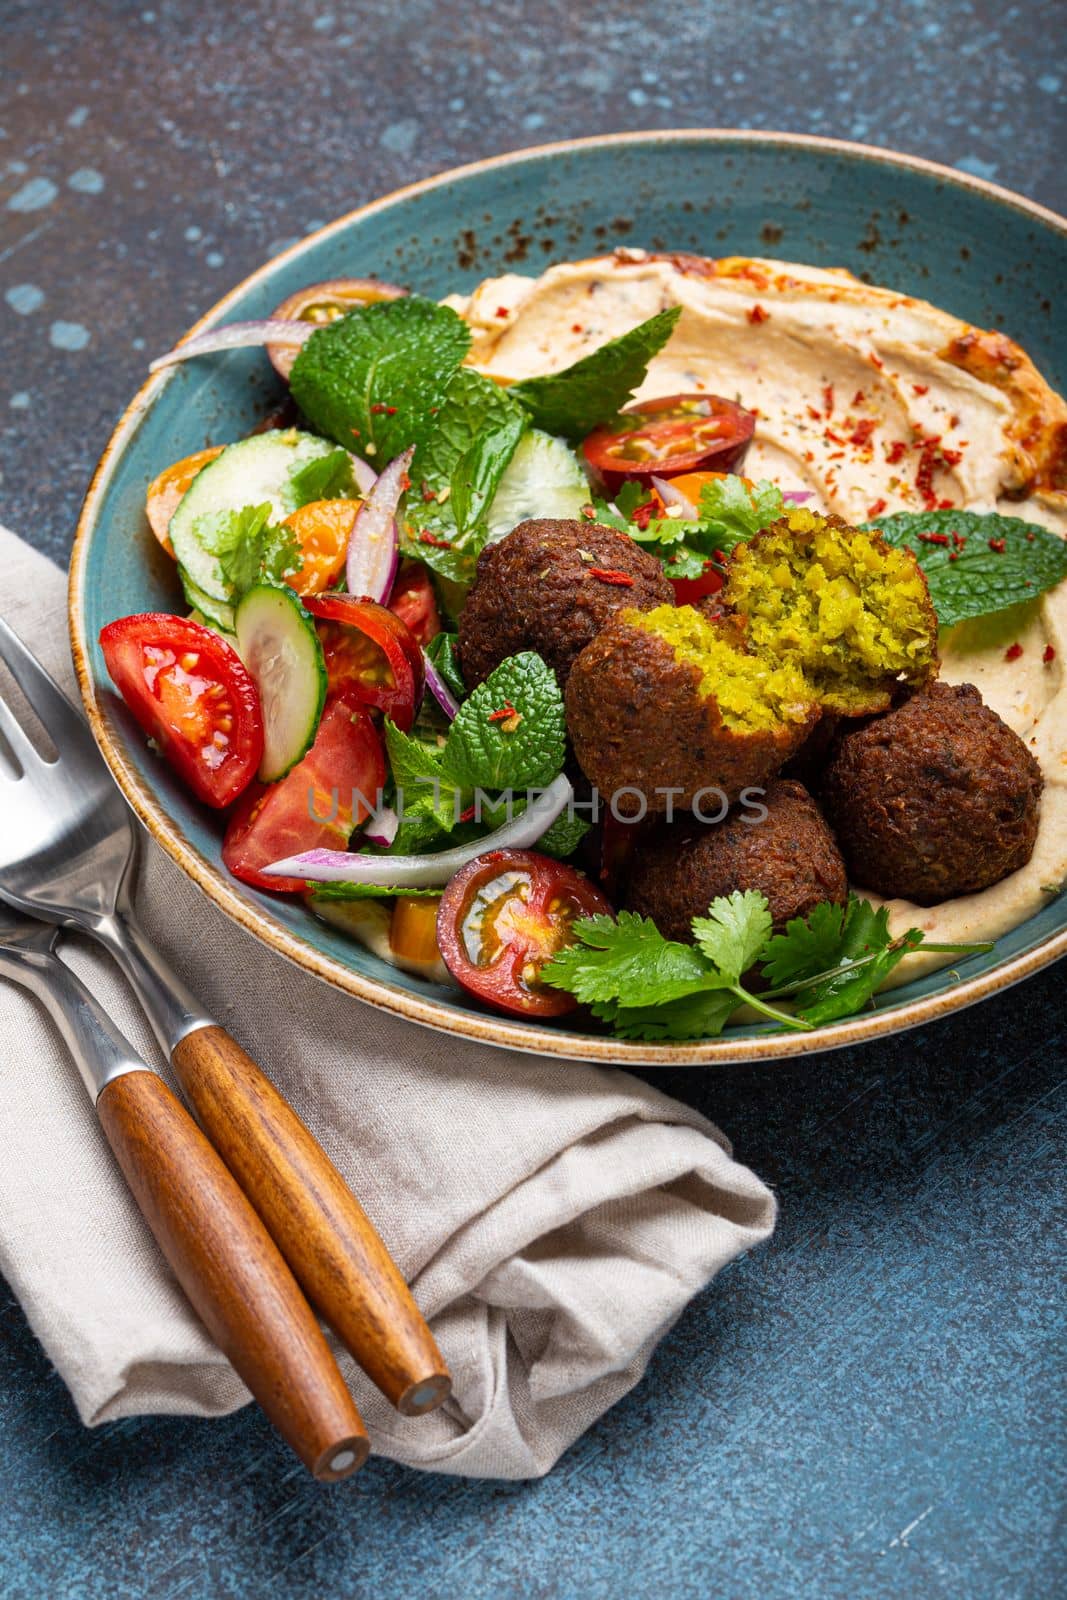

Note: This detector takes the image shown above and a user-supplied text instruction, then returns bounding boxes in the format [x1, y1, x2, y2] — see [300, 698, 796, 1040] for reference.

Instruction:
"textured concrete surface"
[1, 1, 1065, 1596]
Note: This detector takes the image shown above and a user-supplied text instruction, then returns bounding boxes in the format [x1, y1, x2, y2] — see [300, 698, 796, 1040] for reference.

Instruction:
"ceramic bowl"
[69, 131, 1067, 1064]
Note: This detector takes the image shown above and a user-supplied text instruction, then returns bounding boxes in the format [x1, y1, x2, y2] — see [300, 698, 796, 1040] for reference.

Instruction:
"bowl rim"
[68, 128, 1067, 1066]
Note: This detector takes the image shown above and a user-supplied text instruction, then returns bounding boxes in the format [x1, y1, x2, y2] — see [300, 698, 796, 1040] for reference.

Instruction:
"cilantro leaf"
[860, 509, 1067, 629]
[759, 899, 849, 988]
[424, 632, 467, 700]
[691, 891, 773, 983]
[542, 910, 715, 1007]
[510, 307, 681, 440]
[192, 503, 300, 601]
[696, 477, 784, 552]
[288, 448, 357, 506]
[594, 990, 742, 1041]
[289, 297, 470, 461]
[441, 651, 566, 790]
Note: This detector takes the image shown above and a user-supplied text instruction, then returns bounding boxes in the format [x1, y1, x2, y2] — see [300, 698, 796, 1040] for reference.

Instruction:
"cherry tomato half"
[305, 593, 425, 732]
[582, 392, 755, 495]
[100, 613, 263, 809]
[268, 277, 408, 380]
[436, 849, 612, 1018]
[281, 498, 358, 596]
[145, 446, 224, 556]
[223, 696, 385, 892]
[388, 559, 442, 647]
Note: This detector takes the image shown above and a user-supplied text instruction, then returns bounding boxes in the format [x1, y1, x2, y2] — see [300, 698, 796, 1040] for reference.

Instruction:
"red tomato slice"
[669, 564, 725, 605]
[222, 696, 385, 893]
[388, 559, 442, 647]
[436, 849, 612, 1018]
[100, 613, 263, 808]
[305, 593, 425, 733]
[582, 392, 755, 494]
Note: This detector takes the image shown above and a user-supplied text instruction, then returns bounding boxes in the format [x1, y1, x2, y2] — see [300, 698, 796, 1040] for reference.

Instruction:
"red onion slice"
[422, 651, 460, 720]
[347, 455, 378, 497]
[363, 805, 400, 848]
[149, 319, 316, 373]
[650, 474, 697, 519]
[782, 489, 814, 505]
[346, 446, 411, 602]
[263, 774, 574, 887]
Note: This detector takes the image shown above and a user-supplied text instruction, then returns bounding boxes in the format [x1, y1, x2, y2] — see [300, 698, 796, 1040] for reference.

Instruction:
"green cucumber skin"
[235, 583, 327, 783]
[169, 430, 338, 604]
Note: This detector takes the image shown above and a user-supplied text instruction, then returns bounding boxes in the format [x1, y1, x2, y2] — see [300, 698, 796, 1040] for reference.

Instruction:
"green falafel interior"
[725, 508, 940, 713]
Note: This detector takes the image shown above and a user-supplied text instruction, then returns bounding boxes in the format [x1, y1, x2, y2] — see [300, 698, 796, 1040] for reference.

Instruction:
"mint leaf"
[696, 476, 784, 551]
[193, 503, 300, 600]
[382, 719, 463, 834]
[424, 632, 467, 700]
[442, 651, 566, 790]
[692, 891, 773, 983]
[860, 509, 1067, 629]
[449, 412, 528, 539]
[510, 307, 682, 440]
[542, 910, 715, 1007]
[536, 809, 592, 861]
[413, 367, 526, 504]
[310, 882, 440, 902]
[289, 297, 470, 461]
[289, 448, 356, 506]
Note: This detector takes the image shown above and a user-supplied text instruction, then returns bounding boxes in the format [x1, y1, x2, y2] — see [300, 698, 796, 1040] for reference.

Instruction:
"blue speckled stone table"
[1, 2, 1064, 1595]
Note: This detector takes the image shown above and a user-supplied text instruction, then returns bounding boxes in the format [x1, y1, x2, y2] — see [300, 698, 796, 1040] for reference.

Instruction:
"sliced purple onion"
[149, 319, 316, 373]
[363, 805, 399, 848]
[263, 774, 574, 887]
[346, 446, 411, 602]
[650, 474, 697, 519]
[782, 489, 814, 505]
[347, 455, 378, 497]
[422, 651, 460, 720]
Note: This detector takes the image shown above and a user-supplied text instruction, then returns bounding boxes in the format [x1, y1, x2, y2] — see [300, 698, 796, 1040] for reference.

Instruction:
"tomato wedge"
[145, 446, 224, 555]
[582, 392, 754, 494]
[281, 498, 358, 596]
[305, 593, 425, 732]
[388, 559, 442, 647]
[222, 696, 385, 892]
[100, 613, 263, 808]
[436, 849, 612, 1018]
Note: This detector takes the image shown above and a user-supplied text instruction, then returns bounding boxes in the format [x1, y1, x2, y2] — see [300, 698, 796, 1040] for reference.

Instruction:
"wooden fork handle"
[172, 1025, 451, 1417]
[96, 1069, 370, 1480]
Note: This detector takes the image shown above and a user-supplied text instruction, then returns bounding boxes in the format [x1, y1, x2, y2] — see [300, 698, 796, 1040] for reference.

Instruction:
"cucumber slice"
[179, 568, 237, 635]
[235, 584, 327, 782]
[485, 429, 590, 543]
[170, 429, 339, 606]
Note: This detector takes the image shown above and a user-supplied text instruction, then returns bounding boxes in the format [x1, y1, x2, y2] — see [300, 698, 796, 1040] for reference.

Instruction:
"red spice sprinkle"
[487, 701, 520, 726]
[869, 354, 884, 369]
[579, 502, 597, 521]
[952, 530, 967, 547]
[937, 498, 955, 510]
[747, 303, 770, 324]
[912, 383, 930, 396]
[421, 481, 437, 502]
[948, 551, 959, 562]
[828, 451, 845, 461]
[1044, 645, 1057, 664]
[940, 447, 963, 468]
[988, 537, 1007, 553]
[588, 567, 636, 587]
[1026, 531, 1036, 542]
[495, 306, 509, 319]
[919, 531, 951, 546]
[1004, 642, 1024, 662]
[822, 384, 835, 414]
[399, 472, 411, 491]
[806, 405, 823, 422]
[631, 500, 657, 531]
[571, 323, 584, 333]
[824, 429, 846, 446]
[458, 804, 478, 823]
[852, 390, 867, 406]
[419, 530, 453, 548]
[369, 403, 398, 415]
[867, 498, 888, 518]
[949, 413, 961, 429]
[850, 419, 877, 448]
[885, 440, 908, 465]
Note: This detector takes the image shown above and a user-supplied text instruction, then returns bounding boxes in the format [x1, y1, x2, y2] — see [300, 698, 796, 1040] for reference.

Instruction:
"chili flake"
[912, 384, 930, 396]
[806, 405, 823, 423]
[850, 419, 877, 448]
[822, 384, 835, 414]
[1026, 531, 1036, 542]
[867, 498, 888, 519]
[495, 306, 509, 319]
[419, 530, 452, 548]
[852, 390, 866, 406]
[631, 500, 657, 531]
[487, 702, 522, 732]
[458, 804, 478, 823]
[579, 503, 597, 521]
[588, 567, 636, 587]
[952, 530, 967, 547]
[421, 481, 437, 502]
[948, 551, 959, 562]
[1004, 642, 1024, 662]
[885, 440, 908, 465]
[918, 531, 951, 546]
[369, 403, 398, 415]
[571, 323, 584, 333]
[1044, 645, 1057, 665]
[747, 303, 770, 324]
[989, 537, 1007, 553]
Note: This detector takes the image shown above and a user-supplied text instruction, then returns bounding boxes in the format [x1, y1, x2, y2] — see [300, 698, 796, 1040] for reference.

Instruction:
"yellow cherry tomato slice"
[145, 446, 225, 556]
[281, 498, 359, 596]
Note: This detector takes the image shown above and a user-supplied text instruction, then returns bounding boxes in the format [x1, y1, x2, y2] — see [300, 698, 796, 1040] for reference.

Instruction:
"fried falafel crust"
[624, 778, 848, 942]
[565, 615, 819, 815]
[456, 517, 674, 689]
[822, 681, 1044, 905]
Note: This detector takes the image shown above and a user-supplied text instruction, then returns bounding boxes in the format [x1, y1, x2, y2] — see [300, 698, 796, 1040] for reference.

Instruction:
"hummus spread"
[448, 251, 1067, 968]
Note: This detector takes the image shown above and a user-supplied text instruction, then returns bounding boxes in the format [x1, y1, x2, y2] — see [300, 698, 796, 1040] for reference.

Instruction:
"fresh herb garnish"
[288, 447, 357, 506]
[424, 631, 468, 700]
[310, 882, 441, 902]
[191, 503, 300, 601]
[509, 307, 682, 440]
[441, 652, 566, 790]
[592, 474, 785, 580]
[861, 509, 1067, 629]
[289, 296, 471, 462]
[542, 891, 991, 1039]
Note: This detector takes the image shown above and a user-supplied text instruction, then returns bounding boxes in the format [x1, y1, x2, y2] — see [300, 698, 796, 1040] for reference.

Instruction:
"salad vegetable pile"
[99, 278, 1065, 1037]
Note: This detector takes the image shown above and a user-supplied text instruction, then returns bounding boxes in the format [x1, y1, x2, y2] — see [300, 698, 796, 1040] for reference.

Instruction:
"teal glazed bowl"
[70, 132, 1067, 1064]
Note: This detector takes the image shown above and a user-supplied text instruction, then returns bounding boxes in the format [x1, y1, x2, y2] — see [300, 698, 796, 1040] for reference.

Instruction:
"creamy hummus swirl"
[448, 251, 1067, 970]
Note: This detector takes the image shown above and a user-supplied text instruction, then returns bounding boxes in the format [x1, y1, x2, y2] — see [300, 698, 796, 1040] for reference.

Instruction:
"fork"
[0, 903, 369, 1479]
[0, 616, 450, 1417]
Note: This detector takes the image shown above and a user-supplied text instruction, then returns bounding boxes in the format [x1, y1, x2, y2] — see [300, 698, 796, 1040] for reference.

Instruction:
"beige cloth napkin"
[0, 525, 775, 1479]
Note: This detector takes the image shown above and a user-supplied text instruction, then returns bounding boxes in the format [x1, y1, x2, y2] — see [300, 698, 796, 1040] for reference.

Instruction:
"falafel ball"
[565, 602, 820, 814]
[457, 517, 674, 689]
[624, 779, 848, 942]
[821, 681, 1043, 905]
[723, 508, 939, 716]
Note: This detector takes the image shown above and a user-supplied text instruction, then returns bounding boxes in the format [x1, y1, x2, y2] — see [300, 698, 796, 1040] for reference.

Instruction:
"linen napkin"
[0, 524, 776, 1480]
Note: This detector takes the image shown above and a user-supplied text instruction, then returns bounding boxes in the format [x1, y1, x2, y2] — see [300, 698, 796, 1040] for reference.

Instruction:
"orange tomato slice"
[281, 498, 359, 595]
[145, 446, 225, 556]
[390, 896, 443, 968]
[663, 469, 756, 509]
